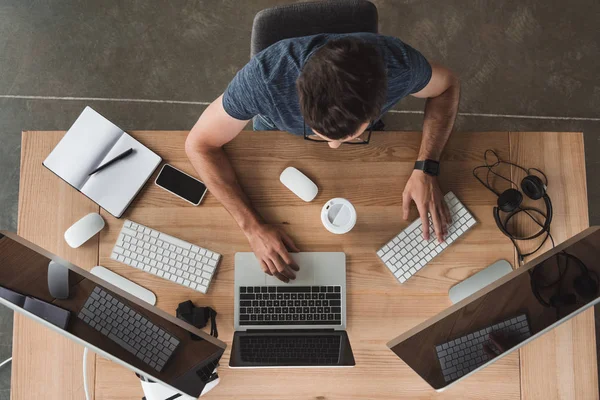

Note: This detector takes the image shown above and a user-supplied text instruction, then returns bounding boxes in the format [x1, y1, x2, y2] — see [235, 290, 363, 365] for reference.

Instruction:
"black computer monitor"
[0, 231, 226, 398]
[387, 226, 600, 391]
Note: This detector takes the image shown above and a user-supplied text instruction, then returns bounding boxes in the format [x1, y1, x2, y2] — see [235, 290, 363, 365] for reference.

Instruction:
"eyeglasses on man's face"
[303, 121, 373, 145]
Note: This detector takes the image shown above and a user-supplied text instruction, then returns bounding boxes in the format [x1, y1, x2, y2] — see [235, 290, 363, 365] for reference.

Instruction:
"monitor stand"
[448, 259, 513, 304]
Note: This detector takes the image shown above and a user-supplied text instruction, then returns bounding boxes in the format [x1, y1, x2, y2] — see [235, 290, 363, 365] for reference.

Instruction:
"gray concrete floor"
[0, 0, 598, 395]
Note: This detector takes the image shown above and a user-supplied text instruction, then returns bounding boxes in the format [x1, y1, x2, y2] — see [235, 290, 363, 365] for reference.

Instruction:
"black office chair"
[250, 0, 379, 58]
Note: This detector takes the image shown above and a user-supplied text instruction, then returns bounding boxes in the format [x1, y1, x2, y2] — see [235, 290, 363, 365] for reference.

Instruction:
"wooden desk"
[15, 131, 597, 399]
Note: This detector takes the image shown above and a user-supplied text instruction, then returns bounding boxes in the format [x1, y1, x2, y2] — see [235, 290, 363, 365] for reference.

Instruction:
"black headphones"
[530, 251, 599, 318]
[473, 150, 553, 263]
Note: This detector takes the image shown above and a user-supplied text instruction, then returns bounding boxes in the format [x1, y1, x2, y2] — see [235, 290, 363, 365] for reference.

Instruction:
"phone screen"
[155, 164, 207, 205]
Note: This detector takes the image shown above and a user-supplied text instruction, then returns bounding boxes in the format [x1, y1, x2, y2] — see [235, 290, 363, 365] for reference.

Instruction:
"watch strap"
[414, 159, 440, 176]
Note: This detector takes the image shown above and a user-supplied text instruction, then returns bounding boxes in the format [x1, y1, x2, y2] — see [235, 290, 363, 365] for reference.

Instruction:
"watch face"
[424, 163, 439, 175]
[415, 160, 440, 176]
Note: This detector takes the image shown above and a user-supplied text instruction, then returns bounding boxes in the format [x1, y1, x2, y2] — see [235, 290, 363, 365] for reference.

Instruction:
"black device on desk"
[155, 164, 208, 206]
[0, 231, 226, 398]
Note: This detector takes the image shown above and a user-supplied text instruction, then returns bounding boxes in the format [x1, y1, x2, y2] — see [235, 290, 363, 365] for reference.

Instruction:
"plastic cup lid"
[321, 198, 357, 234]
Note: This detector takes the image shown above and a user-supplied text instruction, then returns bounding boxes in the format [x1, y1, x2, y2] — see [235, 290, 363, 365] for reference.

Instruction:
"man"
[185, 33, 460, 283]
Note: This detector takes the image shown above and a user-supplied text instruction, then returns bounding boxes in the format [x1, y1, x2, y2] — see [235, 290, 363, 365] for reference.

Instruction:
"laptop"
[229, 252, 355, 368]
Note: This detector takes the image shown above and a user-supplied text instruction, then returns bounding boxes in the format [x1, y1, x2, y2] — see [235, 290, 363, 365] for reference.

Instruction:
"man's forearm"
[418, 80, 460, 161]
[186, 145, 262, 233]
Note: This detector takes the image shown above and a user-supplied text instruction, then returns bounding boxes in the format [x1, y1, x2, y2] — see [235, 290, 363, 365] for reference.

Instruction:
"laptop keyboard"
[239, 335, 341, 365]
[238, 286, 342, 326]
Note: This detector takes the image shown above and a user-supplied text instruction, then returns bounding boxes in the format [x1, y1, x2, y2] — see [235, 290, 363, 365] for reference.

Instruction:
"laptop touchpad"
[265, 259, 314, 286]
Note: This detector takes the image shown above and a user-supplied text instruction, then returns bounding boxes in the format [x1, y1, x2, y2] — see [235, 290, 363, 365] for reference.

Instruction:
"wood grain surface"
[14, 130, 595, 400]
[508, 132, 597, 400]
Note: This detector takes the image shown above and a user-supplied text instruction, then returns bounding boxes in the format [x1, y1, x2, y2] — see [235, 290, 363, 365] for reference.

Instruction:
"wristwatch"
[414, 159, 440, 176]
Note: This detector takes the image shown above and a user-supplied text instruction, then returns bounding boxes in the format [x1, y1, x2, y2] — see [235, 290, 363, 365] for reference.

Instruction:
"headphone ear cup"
[550, 293, 576, 307]
[521, 175, 546, 200]
[497, 188, 522, 213]
[574, 275, 599, 300]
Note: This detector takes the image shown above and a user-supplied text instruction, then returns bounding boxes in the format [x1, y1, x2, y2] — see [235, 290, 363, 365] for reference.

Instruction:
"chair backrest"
[250, 0, 378, 58]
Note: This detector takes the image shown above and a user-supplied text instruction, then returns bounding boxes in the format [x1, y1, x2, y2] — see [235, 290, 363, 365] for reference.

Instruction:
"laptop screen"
[388, 227, 600, 390]
[0, 232, 225, 397]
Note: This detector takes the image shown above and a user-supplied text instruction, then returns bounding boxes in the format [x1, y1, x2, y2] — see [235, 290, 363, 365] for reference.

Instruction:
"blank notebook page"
[82, 133, 161, 217]
[43, 107, 123, 189]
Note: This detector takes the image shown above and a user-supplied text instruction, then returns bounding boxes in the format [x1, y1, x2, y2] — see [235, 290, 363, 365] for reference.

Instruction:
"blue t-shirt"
[223, 33, 432, 135]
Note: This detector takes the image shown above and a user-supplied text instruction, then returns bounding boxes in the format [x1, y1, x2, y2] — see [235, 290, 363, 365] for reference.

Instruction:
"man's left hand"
[402, 170, 451, 242]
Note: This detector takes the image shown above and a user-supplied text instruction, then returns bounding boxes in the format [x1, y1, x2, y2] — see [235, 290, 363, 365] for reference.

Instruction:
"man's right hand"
[245, 224, 300, 283]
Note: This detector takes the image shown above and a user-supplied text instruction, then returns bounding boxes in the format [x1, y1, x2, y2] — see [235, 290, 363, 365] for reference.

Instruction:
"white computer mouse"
[64, 213, 105, 248]
[279, 166, 318, 202]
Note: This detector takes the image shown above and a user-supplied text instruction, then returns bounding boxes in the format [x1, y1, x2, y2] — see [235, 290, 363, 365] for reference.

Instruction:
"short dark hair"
[296, 37, 387, 140]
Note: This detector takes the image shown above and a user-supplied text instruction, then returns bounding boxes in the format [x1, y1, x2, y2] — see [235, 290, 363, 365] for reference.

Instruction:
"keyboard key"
[201, 271, 212, 280]
[381, 251, 394, 262]
[384, 262, 397, 273]
[276, 286, 311, 293]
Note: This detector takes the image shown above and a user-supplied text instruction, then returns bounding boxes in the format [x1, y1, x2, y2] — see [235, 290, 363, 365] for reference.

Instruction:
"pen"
[88, 148, 134, 176]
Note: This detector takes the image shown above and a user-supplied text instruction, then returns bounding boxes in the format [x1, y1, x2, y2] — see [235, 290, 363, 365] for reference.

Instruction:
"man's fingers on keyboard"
[431, 208, 444, 243]
[443, 198, 452, 224]
[417, 203, 430, 240]
[436, 199, 449, 237]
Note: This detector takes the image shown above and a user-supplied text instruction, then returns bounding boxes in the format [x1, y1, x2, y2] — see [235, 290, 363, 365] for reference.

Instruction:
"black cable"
[473, 150, 553, 265]
[529, 251, 583, 320]
[502, 206, 552, 264]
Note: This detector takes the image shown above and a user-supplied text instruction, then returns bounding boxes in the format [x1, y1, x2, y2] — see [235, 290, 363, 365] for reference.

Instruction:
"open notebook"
[43, 107, 162, 218]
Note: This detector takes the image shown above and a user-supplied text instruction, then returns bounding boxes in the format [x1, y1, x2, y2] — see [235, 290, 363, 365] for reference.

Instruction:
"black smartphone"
[155, 164, 208, 206]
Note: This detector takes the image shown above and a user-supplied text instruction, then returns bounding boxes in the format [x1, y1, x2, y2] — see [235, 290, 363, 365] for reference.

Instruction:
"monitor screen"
[0, 232, 225, 398]
[387, 227, 600, 390]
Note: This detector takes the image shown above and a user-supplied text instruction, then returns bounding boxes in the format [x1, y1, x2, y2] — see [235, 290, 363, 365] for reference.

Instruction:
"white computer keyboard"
[111, 220, 221, 294]
[376, 192, 476, 284]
